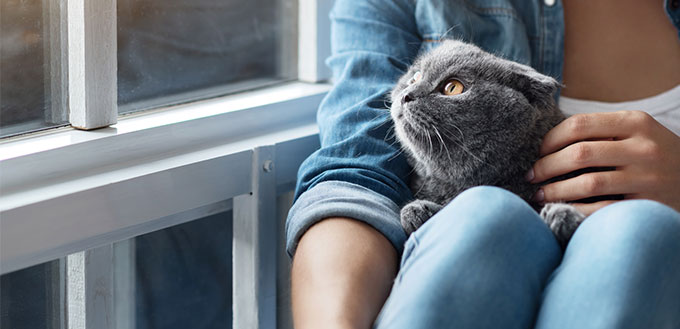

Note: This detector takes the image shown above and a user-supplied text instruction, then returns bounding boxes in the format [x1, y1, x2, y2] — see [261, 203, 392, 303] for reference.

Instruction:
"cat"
[390, 40, 585, 249]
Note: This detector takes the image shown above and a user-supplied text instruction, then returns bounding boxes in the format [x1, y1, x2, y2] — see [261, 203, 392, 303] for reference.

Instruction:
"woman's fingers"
[538, 171, 634, 203]
[532, 110, 680, 215]
[540, 111, 654, 156]
[531, 140, 631, 183]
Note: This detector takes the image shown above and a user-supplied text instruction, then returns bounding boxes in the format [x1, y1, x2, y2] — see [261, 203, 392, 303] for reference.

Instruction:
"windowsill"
[0, 81, 329, 274]
[1, 81, 329, 201]
[1, 81, 329, 161]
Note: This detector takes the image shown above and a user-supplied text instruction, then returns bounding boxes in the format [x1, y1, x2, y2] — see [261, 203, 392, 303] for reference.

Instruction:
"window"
[132, 211, 232, 329]
[0, 0, 331, 327]
[0, 260, 64, 329]
[0, 0, 68, 138]
[1, 0, 301, 136]
[117, 0, 298, 113]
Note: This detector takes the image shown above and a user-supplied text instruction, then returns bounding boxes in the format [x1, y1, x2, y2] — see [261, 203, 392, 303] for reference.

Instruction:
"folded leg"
[375, 186, 562, 329]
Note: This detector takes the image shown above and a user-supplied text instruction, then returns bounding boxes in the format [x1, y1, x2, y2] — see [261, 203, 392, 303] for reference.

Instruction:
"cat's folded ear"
[502, 61, 562, 107]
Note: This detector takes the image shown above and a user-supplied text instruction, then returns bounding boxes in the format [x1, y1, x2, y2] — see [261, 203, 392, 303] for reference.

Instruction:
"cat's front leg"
[401, 199, 443, 235]
[540, 203, 586, 250]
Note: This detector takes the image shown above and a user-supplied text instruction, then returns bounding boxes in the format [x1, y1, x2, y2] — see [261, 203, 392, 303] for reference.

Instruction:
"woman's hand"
[528, 110, 680, 215]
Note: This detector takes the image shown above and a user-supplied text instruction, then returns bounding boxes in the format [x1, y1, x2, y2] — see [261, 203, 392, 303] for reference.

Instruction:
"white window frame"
[0, 0, 333, 328]
[67, 0, 117, 129]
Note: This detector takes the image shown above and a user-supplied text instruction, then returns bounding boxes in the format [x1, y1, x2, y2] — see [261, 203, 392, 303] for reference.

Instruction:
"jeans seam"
[461, 0, 521, 20]
[397, 234, 421, 283]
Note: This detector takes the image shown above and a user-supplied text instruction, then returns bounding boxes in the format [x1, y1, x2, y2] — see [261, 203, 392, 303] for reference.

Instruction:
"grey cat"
[391, 40, 585, 249]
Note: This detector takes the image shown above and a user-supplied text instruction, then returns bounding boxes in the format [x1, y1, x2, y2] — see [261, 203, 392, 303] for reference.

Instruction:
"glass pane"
[0, 260, 64, 329]
[0, 0, 68, 138]
[117, 0, 298, 114]
[132, 211, 232, 329]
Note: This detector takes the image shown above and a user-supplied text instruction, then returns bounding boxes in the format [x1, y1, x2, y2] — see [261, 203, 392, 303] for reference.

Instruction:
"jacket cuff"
[285, 180, 407, 258]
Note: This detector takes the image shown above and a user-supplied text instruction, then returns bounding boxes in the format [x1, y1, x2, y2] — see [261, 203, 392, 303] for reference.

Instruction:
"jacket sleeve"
[286, 0, 422, 257]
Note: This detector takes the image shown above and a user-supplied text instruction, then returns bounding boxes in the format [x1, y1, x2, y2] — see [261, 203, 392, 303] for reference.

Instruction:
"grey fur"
[391, 40, 584, 249]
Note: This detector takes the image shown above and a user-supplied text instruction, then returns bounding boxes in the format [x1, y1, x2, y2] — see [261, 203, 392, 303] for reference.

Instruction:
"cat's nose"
[401, 94, 413, 105]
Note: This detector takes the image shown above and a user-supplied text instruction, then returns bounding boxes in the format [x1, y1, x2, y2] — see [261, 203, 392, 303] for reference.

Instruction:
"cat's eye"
[410, 71, 423, 84]
[442, 79, 464, 95]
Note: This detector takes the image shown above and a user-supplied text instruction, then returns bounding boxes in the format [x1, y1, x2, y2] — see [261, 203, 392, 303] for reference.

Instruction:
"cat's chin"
[390, 104, 406, 124]
[392, 121, 411, 149]
[392, 120, 429, 163]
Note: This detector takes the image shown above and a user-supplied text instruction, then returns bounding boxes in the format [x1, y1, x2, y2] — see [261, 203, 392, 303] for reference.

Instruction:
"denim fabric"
[286, 0, 680, 256]
[374, 186, 680, 329]
[286, 181, 407, 257]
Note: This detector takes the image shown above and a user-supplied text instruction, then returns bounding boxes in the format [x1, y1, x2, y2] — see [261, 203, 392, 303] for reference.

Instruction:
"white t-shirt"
[558, 84, 680, 136]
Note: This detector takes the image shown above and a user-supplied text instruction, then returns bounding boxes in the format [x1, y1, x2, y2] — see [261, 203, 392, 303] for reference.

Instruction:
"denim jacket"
[286, 0, 680, 257]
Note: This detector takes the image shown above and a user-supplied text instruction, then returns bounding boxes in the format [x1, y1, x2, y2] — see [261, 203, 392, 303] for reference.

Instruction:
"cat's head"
[390, 40, 564, 176]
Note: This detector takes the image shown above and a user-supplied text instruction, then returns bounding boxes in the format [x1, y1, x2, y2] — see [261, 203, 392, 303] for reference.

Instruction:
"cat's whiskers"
[386, 127, 408, 162]
[433, 126, 453, 163]
[439, 24, 462, 41]
[385, 131, 409, 162]
[387, 148, 406, 162]
[409, 116, 436, 162]
[402, 108, 432, 164]
[418, 122, 435, 162]
[366, 111, 391, 130]
[414, 128, 433, 165]
[385, 125, 397, 142]
[420, 117, 453, 163]
[412, 169, 427, 198]
[440, 123, 464, 142]
[438, 128, 500, 174]
[371, 116, 392, 132]
[382, 98, 392, 110]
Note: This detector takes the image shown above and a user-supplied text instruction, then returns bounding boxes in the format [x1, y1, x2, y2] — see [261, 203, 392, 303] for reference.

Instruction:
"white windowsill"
[1, 81, 329, 206]
[1, 82, 329, 161]
[0, 81, 329, 274]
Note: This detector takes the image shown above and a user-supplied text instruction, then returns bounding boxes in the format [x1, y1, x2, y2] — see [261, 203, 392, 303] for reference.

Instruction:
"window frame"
[1, 0, 333, 328]
[0, 81, 329, 273]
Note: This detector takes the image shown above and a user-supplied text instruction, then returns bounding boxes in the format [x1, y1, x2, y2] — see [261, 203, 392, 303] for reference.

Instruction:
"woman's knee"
[569, 199, 680, 254]
[540, 201, 680, 328]
[452, 185, 525, 211]
[393, 186, 561, 320]
[574, 200, 680, 241]
[417, 186, 542, 240]
[413, 186, 559, 262]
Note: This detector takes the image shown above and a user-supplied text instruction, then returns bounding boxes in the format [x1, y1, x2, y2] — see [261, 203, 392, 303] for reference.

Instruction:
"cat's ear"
[503, 61, 561, 107]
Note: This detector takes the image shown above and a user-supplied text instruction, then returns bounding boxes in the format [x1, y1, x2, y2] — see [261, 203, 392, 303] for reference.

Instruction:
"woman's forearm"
[291, 217, 398, 329]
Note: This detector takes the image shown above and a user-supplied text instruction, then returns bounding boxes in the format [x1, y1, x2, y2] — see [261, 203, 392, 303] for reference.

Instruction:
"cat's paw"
[540, 203, 586, 249]
[401, 200, 442, 235]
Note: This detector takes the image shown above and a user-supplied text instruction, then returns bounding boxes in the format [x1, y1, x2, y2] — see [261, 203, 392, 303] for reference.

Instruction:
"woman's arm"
[292, 218, 398, 329]
[286, 0, 421, 327]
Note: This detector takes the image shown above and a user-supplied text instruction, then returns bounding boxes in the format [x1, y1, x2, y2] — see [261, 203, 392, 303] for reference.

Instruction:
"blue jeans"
[374, 186, 680, 329]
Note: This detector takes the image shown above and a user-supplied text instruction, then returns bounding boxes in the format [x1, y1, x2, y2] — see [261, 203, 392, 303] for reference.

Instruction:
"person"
[286, 0, 680, 328]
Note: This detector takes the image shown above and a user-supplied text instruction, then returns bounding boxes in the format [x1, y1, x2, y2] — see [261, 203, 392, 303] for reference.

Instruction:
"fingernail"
[533, 189, 544, 203]
[525, 168, 534, 182]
